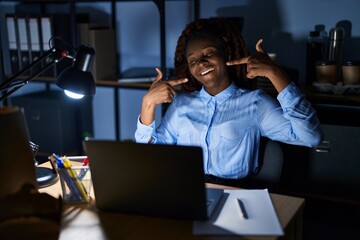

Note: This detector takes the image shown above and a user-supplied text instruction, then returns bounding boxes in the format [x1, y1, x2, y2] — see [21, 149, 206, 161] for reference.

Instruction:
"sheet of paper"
[193, 189, 284, 236]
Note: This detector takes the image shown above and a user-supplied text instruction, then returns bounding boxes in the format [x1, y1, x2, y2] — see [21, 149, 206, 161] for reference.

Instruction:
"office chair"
[246, 137, 284, 192]
[204, 137, 284, 193]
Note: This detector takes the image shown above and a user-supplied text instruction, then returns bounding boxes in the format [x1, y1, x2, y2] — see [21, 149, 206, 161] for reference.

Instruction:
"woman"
[135, 18, 322, 182]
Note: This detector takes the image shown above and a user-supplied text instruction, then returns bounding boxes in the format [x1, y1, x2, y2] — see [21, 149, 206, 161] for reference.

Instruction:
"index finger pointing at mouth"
[226, 56, 250, 66]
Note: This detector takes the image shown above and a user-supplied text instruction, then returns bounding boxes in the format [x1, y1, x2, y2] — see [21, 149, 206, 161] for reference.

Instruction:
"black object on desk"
[30, 141, 59, 188]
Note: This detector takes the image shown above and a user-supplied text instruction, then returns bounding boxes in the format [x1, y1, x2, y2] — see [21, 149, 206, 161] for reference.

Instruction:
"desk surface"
[38, 166, 304, 240]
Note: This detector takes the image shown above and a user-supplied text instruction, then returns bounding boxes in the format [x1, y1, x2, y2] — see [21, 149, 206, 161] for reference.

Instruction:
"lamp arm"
[0, 48, 64, 102]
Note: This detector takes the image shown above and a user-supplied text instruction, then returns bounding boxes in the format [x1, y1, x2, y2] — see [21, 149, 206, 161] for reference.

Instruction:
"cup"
[316, 60, 337, 84]
[342, 60, 360, 85]
[58, 165, 92, 204]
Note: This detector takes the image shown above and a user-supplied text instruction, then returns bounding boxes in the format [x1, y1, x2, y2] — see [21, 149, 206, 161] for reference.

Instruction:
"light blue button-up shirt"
[135, 82, 322, 179]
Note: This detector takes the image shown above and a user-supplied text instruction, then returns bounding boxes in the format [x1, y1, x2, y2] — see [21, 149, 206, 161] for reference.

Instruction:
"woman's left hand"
[226, 39, 290, 93]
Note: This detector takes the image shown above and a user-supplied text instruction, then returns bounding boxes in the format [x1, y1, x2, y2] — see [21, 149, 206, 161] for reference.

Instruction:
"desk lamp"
[0, 40, 96, 188]
[0, 43, 96, 101]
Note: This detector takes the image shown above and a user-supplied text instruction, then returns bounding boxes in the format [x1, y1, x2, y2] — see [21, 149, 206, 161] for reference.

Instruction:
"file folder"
[39, 15, 56, 77]
[27, 15, 42, 76]
[5, 14, 20, 75]
[17, 16, 31, 70]
[39, 14, 89, 77]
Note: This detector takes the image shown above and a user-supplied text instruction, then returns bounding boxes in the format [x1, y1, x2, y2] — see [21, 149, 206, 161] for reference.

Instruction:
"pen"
[52, 153, 63, 168]
[53, 153, 82, 202]
[58, 168, 82, 202]
[237, 198, 248, 219]
[77, 157, 89, 180]
[63, 157, 90, 202]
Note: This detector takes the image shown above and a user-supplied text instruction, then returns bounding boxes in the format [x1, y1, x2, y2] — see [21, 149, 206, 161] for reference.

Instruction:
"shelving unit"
[0, 0, 193, 76]
[0, 0, 198, 140]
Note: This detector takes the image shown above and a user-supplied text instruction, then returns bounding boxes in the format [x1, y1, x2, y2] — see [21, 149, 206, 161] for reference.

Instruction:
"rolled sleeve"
[135, 115, 156, 143]
[277, 82, 302, 106]
[276, 82, 322, 147]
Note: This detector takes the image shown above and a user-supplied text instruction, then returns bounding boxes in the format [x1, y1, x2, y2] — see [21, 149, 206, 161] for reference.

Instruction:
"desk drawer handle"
[315, 141, 330, 153]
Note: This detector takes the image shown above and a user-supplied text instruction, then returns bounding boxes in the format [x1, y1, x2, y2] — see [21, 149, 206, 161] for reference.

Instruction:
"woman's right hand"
[140, 68, 188, 125]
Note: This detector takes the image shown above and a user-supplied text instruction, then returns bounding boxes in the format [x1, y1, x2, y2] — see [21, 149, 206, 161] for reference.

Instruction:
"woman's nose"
[198, 56, 209, 65]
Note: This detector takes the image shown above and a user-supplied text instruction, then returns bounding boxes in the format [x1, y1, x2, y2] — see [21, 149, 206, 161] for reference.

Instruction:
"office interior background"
[1, 0, 359, 141]
[1, 1, 360, 239]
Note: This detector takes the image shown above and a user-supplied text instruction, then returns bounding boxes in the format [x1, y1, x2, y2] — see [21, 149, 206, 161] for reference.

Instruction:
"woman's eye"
[205, 51, 214, 57]
[189, 59, 197, 65]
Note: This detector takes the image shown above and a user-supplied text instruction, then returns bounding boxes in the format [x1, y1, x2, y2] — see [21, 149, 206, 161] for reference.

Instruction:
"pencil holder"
[58, 165, 92, 204]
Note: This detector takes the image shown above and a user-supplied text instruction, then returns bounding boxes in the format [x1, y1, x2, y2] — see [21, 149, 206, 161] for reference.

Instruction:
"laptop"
[83, 140, 223, 220]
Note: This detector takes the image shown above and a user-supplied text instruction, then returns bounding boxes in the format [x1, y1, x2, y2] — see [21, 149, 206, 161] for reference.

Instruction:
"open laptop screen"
[84, 140, 221, 220]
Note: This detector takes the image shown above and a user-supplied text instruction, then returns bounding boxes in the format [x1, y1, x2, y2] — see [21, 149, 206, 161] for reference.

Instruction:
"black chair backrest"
[250, 138, 284, 188]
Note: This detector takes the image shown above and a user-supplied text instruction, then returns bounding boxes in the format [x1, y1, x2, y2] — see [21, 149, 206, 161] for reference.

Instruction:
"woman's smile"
[186, 38, 230, 95]
[200, 67, 215, 76]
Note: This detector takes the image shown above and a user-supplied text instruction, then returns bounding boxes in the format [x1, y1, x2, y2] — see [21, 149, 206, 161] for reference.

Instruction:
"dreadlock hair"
[174, 17, 250, 92]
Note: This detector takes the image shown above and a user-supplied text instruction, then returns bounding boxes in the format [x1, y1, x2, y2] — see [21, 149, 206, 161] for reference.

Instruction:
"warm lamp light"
[0, 40, 96, 188]
[0, 43, 96, 101]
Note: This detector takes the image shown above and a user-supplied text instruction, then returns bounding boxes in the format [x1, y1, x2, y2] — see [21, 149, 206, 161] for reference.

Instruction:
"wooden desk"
[38, 170, 304, 240]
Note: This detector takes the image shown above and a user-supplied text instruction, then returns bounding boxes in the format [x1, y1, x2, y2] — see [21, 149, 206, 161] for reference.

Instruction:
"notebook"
[83, 140, 223, 220]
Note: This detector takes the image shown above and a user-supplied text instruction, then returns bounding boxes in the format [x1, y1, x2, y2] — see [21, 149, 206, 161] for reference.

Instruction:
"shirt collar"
[200, 82, 238, 105]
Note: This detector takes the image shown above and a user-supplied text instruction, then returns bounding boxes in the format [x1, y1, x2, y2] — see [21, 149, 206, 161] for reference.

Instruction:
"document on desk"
[193, 189, 284, 236]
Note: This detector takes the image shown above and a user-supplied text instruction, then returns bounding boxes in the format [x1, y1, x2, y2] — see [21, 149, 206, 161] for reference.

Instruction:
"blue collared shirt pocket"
[211, 128, 250, 178]
[177, 130, 193, 146]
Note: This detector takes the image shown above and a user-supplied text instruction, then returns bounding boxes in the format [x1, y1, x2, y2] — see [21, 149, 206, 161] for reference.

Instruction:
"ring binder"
[5, 14, 20, 75]
[27, 15, 42, 76]
[17, 16, 31, 71]
[39, 15, 55, 77]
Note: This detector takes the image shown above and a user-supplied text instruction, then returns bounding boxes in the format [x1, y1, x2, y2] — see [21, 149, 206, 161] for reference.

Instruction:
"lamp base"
[36, 166, 59, 188]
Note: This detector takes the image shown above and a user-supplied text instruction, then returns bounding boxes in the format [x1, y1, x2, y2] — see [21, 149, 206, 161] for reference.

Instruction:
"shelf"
[301, 85, 360, 106]
[1, 0, 196, 141]
[29, 77, 151, 89]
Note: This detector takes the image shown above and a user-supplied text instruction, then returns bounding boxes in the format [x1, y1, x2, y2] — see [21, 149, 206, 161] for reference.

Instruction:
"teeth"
[201, 68, 214, 76]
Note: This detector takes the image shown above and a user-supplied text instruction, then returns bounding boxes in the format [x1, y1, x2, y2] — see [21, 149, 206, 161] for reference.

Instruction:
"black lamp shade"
[56, 44, 96, 96]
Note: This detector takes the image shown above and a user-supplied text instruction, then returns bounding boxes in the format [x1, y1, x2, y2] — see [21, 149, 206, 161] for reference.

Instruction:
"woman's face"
[186, 38, 230, 95]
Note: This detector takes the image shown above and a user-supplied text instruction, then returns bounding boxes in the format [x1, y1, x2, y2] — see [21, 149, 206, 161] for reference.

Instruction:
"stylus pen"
[237, 198, 248, 219]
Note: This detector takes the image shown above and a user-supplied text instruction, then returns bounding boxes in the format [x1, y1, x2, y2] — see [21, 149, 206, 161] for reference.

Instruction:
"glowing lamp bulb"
[64, 90, 84, 99]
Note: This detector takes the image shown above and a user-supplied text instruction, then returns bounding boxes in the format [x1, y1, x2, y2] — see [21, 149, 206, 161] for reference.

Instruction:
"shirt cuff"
[136, 115, 156, 142]
[277, 82, 302, 106]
